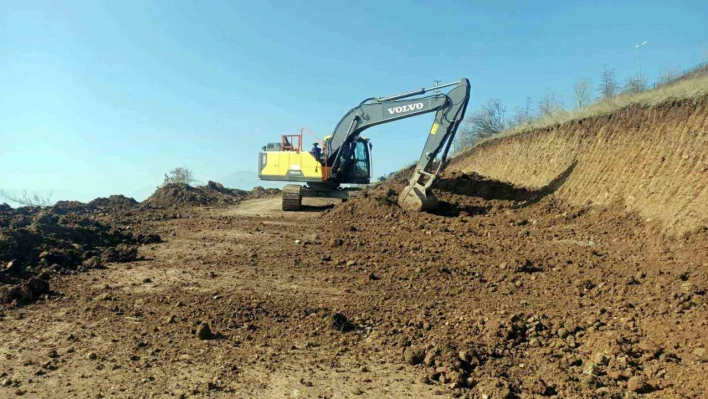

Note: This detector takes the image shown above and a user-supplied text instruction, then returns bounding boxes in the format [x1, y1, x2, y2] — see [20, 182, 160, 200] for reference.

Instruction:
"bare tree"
[624, 76, 648, 94]
[659, 65, 681, 84]
[0, 190, 53, 207]
[573, 78, 593, 109]
[511, 97, 534, 127]
[162, 167, 196, 187]
[538, 91, 563, 118]
[458, 99, 507, 148]
[598, 66, 618, 99]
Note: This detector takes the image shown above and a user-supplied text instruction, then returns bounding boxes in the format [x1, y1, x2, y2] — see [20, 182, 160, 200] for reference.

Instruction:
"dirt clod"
[403, 347, 425, 365]
[628, 375, 648, 393]
[196, 323, 214, 340]
[332, 312, 353, 332]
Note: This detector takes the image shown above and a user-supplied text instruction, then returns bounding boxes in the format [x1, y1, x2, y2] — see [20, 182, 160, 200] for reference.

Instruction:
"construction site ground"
[1, 177, 706, 398]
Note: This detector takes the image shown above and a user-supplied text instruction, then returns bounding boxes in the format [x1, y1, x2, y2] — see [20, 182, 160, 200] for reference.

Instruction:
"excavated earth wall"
[448, 97, 708, 235]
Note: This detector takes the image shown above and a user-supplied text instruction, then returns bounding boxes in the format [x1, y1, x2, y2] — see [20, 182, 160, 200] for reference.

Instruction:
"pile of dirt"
[48, 195, 140, 216]
[316, 176, 707, 398]
[248, 185, 281, 199]
[88, 194, 139, 209]
[0, 202, 160, 306]
[142, 181, 280, 208]
[329, 171, 539, 221]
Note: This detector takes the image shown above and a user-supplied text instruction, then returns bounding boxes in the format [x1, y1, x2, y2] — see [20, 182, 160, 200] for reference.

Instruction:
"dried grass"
[473, 72, 708, 147]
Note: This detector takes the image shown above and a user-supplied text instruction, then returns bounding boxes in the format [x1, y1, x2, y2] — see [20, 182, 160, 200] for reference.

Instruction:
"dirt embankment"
[143, 182, 280, 208]
[448, 97, 708, 235]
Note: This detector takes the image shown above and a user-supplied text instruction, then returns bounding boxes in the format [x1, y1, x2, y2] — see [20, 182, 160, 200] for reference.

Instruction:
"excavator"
[258, 78, 470, 212]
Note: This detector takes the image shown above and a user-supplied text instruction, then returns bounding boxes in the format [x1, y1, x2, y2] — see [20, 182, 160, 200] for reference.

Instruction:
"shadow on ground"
[430, 160, 577, 216]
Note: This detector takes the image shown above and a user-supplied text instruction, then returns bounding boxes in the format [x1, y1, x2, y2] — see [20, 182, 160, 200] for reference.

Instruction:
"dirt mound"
[49, 195, 139, 216]
[248, 185, 281, 199]
[318, 173, 707, 397]
[143, 182, 280, 208]
[448, 96, 708, 235]
[0, 203, 160, 306]
[328, 171, 542, 221]
[88, 194, 139, 209]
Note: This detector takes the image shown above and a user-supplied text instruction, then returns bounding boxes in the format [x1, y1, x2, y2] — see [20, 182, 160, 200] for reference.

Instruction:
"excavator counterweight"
[258, 79, 471, 211]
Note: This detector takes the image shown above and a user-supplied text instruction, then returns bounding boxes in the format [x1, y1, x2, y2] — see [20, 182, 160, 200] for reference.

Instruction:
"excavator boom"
[325, 79, 471, 210]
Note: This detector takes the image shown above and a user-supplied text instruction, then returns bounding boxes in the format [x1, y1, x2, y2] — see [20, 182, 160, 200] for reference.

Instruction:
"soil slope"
[448, 97, 708, 235]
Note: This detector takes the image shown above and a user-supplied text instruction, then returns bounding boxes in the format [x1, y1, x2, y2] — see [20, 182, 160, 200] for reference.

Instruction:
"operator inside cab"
[310, 142, 322, 163]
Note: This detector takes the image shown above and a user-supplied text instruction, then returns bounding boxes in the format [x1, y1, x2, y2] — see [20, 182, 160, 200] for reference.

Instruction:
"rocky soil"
[143, 182, 280, 208]
[0, 174, 704, 398]
[0, 201, 159, 306]
[0, 182, 279, 307]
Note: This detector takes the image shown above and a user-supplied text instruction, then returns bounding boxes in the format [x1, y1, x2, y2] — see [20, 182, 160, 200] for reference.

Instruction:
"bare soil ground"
[1, 174, 706, 398]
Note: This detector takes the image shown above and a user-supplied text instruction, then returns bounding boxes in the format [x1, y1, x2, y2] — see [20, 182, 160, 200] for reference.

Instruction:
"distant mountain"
[220, 170, 283, 190]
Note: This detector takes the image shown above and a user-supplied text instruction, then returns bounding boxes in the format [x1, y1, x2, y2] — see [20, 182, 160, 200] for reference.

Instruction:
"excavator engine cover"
[398, 184, 439, 212]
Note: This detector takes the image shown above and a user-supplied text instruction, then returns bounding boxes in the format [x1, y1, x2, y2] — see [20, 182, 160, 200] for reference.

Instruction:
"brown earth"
[448, 96, 708, 235]
[0, 100, 706, 398]
[0, 176, 706, 398]
[143, 182, 280, 208]
[0, 201, 162, 306]
[0, 182, 279, 307]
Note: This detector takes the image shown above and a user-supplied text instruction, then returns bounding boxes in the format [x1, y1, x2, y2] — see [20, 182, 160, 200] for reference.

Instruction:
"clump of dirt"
[0, 202, 159, 306]
[143, 182, 280, 208]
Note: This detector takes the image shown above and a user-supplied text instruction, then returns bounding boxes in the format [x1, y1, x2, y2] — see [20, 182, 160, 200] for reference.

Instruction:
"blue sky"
[1, 0, 706, 203]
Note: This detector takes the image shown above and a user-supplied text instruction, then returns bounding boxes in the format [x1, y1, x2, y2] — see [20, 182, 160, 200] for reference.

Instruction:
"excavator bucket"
[398, 183, 439, 212]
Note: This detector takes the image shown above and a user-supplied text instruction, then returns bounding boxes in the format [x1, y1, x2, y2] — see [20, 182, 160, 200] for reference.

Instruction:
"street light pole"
[635, 41, 648, 82]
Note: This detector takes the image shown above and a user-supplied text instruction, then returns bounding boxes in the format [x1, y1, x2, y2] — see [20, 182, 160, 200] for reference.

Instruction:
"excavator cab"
[324, 136, 372, 184]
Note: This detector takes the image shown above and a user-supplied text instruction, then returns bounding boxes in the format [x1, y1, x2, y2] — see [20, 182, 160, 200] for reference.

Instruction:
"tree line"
[454, 64, 685, 151]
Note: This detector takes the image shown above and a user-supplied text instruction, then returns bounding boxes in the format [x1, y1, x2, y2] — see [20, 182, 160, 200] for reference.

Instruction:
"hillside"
[448, 96, 708, 235]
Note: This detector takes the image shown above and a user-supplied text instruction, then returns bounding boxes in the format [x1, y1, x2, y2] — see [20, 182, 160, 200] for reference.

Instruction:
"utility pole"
[635, 41, 648, 82]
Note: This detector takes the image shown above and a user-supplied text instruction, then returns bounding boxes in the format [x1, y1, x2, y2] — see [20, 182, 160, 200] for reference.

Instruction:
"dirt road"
[0, 197, 436, 398]
[1, 183, 706, 398]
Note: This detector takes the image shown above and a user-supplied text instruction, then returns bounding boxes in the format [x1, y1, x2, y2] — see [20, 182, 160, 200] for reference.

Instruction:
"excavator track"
[282, 185, 302, 211]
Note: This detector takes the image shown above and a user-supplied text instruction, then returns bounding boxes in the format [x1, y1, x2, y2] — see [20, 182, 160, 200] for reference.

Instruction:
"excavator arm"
[325, 78, 471, 211]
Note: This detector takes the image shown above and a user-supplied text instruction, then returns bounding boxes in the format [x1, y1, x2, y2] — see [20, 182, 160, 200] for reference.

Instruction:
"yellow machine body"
[258, 150, 327, 183]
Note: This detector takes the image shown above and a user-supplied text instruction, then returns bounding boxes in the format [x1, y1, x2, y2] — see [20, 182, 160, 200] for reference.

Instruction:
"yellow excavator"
[258, 79, 470, 211]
